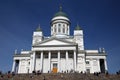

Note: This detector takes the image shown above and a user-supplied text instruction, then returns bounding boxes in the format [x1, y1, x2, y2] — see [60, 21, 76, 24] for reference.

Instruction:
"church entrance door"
[52, 63, 58, 73]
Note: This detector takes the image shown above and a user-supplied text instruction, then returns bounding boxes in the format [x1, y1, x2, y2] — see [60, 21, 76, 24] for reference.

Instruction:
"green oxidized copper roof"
[36, 24, 42, 31]
[75, 24, 82, 30]
[54, 6, 68, 18]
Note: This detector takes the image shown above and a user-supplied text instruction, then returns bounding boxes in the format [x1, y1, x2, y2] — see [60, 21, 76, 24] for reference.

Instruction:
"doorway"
[52, 63, 58, 73]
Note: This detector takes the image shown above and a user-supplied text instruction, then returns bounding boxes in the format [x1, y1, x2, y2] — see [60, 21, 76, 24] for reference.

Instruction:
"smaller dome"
[53, 6, 68, 18]
[75, 24, 82, 30]
[36, 24, 42, 31]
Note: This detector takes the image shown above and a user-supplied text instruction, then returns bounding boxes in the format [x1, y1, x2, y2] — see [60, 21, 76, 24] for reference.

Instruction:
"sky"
[0, 0, 120, 73]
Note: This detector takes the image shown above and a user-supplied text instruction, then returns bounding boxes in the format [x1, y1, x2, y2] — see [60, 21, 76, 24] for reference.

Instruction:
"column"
[66, 51, 68, 71]
[97, 59, 101, 72]
[32, 51, 36, 71]
[65, 24, 67, 34]
[104, 59, 108, 72]
[48, 51, 51, 72]
[68, 26, 69, 35]
[40, 51, 43, 72]
[58, 51, 60, 72]
[74, 50, 77, 71]
[12, 60, 16, 72]
[57, 24, 58, 33]
[90, 59, 93, 73]
[61, 25, 63, 34]
[18, 59, 21, 73]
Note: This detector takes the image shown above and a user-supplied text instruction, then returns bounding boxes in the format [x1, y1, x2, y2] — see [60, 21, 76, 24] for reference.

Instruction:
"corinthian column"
[58, 51, 60, 72]
[12, 60, 16, 72]
[32, 51, 36, 71]
[48, 51, 51, 72]
[74, 50, 76, 71]
[66, 51, 68, 71]
[40, 51, 43, 72]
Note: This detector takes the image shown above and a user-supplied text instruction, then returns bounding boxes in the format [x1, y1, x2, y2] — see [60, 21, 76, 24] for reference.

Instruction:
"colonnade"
[11, 51, 107, 73]
[31, 50, 77, 73]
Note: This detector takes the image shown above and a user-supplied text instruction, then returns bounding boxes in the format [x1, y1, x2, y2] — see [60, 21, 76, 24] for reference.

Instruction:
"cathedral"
[12, 7, 107, 74]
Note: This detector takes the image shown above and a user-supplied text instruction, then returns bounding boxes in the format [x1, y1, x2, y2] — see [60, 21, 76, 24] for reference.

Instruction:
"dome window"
[63, 25, 65, 33]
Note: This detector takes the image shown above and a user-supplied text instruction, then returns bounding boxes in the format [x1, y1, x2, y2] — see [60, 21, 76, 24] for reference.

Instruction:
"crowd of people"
[0, 70, 120, 80]
[116, 70, 120, 75]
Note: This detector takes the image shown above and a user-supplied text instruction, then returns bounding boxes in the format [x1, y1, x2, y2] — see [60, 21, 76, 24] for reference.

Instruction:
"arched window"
[58, 24, 61, 27]
[63, 24, 65, 33]
[58, 27, 61, 33]
[54, 26, 56, 33]
[58, 24, 61, 33]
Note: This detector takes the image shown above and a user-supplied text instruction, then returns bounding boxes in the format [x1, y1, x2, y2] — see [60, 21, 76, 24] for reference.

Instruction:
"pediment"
[34, 37, 76, 46]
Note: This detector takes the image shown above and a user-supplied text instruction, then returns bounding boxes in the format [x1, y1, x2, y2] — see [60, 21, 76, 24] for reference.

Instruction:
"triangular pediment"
[34, 37, 76, 46]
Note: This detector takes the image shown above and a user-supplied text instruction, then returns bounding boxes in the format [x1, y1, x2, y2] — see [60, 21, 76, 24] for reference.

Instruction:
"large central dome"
[53, 6, 68, 18]
[51, 6, 70, 37]
[54, 10, 68, 18]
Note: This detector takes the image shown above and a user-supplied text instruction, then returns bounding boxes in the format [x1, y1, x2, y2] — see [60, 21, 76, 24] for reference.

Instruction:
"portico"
[30, 49, 77, 73]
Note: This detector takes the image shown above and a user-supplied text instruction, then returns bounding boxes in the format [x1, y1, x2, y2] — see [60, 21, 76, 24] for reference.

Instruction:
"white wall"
[35, 59, 41, 71]
[43, 59, 49, 73]
[18, 59, 30, 73]
[60, 59, 66, 72]
[67, 59, 74, 71]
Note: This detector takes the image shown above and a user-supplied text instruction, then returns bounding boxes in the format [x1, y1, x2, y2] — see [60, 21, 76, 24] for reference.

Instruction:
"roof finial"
[38, 24, 40, 28]
[77, 22, 79, 27]
[59, 5, 62, 11]
[15, 49, 17, 54]
[36, 24, 42, 31]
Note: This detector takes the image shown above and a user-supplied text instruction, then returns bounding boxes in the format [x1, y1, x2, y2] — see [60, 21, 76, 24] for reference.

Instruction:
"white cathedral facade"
[12, 7, 107, 74]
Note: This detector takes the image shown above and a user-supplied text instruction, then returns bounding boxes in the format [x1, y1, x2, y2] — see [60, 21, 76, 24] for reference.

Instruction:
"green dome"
[75, 24, 82, 30]
[36, 24, 42, 31]
[54, 6, 68, 18]
[54, 11, 68, 18]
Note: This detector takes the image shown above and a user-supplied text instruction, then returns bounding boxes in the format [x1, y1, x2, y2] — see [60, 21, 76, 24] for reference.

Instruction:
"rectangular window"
[36, 52, 41, 58]
[53, 63, 57, 68]
[44, 53, 48, 58]
[68, 53, 73, 58]
[58, 24, 61, 27]
[86, 69, 90, 73]
[86, 61, 90, 64]
[60, 53, 66, 58]
[51, 53, 57, 58]
[58, 27, 61, 33]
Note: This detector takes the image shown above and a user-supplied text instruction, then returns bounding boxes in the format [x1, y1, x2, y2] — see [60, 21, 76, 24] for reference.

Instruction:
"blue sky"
[0, 0, 120, 73]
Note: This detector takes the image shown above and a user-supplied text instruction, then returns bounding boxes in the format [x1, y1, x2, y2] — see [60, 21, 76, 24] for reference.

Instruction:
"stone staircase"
[0, 73, 120, 80]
